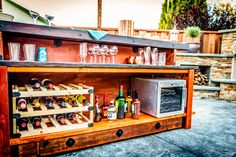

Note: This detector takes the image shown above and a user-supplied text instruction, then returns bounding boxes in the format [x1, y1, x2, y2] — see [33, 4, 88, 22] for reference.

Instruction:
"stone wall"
[176, 55, 233, 80]
[220, 29, 236, 55]
[194, 91, 219, 100]
[219, 83, 236, 102]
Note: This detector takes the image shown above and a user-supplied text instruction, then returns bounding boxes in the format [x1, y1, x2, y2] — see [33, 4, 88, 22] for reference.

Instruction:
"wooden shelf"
[10, 113, 186, 146]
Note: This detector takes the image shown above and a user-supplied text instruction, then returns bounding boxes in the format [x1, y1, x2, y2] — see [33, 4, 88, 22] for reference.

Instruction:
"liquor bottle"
[54, 114, 66, 124]
[44, 97, 54, 108]
[55, 97, 66, 108]
[76, 95, 90, 106]
[131, 91, 140, 119]
[17, 98, 27, 111]
[29, 78, 41, 89]
[66, 112, 77, 121]
[31, 98, 41, 108]
[126, 90, 133, 118]
[42, 79, 54, 89]
[115, 83, 126, 119]
[107, 100, 117, 121]
[30, 116, 41, 127]
[94, 95, 102, 122]
[101, 94, 109, 118]
[17, 118, 28, 130]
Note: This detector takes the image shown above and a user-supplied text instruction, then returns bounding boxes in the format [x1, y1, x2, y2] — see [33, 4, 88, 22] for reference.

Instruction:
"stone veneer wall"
[194, 91, 219, 100]
[220, 29, 236, 55]
[219, 83, 236, 102]
[176, 55, 232, 80]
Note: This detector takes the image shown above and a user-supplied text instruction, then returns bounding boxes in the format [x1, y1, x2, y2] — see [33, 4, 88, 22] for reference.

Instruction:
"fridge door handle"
[182, 88, 187, 108]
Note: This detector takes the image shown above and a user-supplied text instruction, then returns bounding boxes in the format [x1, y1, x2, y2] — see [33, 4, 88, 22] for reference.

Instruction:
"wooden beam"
[97, 0, 102, 30]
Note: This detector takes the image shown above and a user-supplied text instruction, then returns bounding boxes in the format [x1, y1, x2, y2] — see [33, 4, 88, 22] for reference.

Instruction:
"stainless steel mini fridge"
[131, 78, 187, 118]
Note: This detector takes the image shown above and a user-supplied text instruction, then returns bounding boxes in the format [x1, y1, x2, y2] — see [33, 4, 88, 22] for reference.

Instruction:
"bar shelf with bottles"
[12, 80, 94, 137]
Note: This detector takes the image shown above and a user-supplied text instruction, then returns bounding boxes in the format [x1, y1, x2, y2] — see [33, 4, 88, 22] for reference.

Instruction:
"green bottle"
[115, 83, 126, 119]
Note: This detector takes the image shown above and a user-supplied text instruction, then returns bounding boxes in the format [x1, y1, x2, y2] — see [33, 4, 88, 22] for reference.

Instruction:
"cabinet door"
[0, 66, 10, 157]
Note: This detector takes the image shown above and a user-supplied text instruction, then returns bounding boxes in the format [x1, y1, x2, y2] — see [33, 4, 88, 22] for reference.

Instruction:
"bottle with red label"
[29, 78, 41, 89]
[17, 118, 28, 130]
[54, 114, 66, 124]
[30, 116, 41, 127]
[17, 98, 27, 111]
[101, 94, 109, 118]
[42, 79, 54, 89]
[66, 112, 77, 121]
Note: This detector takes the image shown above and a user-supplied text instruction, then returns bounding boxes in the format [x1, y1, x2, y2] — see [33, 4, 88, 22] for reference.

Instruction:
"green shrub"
[184, 26, 201, 38]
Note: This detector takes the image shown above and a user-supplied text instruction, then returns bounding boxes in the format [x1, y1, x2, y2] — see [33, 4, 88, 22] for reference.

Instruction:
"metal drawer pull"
[116, 129, 123, 137]
[155, 122, 161, 129]
[66, 138, 75, 147]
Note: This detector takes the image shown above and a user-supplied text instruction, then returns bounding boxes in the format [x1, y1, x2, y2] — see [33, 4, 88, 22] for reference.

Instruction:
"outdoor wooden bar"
[0, 21, 194, 157]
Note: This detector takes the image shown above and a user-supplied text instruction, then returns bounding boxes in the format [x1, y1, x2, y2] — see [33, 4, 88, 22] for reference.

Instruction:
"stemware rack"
[11, 83, 94, 137]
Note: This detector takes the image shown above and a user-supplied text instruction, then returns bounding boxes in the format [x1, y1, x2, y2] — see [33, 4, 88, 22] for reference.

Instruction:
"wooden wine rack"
[11, 84, 94, 137]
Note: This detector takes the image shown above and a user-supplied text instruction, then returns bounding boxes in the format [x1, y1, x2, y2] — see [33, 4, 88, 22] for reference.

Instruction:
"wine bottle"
[17, 98, 27, 111]
[42, 79, 54, 89]
[44, 97, 54, 108]
[29, 78, 41, 89]
[17, 118, 28, 130]
[94, 95, 102, 122]
[55, 97, 66, 108]
[30, 116, 41, 127]
[54, 114, 66, 124]
[126, 90, 133, 118]
[115, 83, 127, 119]
[107, 100, 117, 121]
[131, 91, 140, 119]
[76, 95, 90, 106]
[66, 112, 77, 121]
[32, 98, 41, 108]
[64, 96, 78, 106]
[101, 94, 109, 118]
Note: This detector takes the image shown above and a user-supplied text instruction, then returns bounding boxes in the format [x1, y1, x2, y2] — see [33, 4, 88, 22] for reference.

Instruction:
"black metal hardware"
[88, 89, 94, 94]
[42, 141, 49, 146]
[155, 122, 161, 129]
[12, 133, 21, 138]
[0, 24, 5, 29]
[0, 55, 2, 60]
[116, 129, 123, 137]
[12, 92, 21, 97]
[88, 106, 94, 110]
[66, 138, 75, 147]
[54, 39, 62, 47]
[132, 46, 139, 53]
[12, 113, 21, 119]
[88, 123, 93, 127]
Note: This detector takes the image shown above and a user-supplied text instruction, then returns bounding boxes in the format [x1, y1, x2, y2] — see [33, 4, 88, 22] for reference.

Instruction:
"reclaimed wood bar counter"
[0, 21, 194, 157]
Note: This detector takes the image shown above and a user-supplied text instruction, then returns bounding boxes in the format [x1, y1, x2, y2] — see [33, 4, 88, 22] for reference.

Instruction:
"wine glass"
[109, 46, 118, 64]
[144, 47, 151, 65]
[100, 45, 109, 64]
[92, 44, 100, 64]
[29, 10, 40, 24]
[151, 48, 158, 65]
[45, 14, 54, 26]
[79, 42, 87, 63]
[88, 45, 94, 63]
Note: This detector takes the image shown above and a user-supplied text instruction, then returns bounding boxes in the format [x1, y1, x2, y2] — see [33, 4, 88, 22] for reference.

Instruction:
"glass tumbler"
[23, 44, 36, 61]
[8, 42, 20, 61]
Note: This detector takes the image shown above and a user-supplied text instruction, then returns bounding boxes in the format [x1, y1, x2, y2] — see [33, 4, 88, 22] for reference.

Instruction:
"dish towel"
[87, 30, 108, 41]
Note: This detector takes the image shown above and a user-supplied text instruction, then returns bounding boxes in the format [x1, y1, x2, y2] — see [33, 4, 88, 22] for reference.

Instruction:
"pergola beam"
[97, 0, 102, 30]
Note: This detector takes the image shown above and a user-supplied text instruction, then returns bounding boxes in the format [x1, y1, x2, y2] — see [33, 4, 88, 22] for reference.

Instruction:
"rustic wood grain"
[0, 32, 3, 59]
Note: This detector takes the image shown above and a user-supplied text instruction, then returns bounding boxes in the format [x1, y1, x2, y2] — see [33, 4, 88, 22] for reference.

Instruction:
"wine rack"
[11, 83, 94, 137]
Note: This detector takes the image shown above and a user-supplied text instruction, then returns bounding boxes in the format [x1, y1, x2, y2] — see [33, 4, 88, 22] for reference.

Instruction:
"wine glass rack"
[11, 83, 94, 137]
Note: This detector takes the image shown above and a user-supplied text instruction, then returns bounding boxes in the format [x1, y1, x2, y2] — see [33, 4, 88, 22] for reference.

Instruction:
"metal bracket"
[88, 123, 93, 127]
[88, 89, 94, 94]
[12, 113, 21, 119]
[0, 55, 2, 60]
[12, 133, 21, 138]
[88, 106, 94, 111]
[132, 46, 140, 53]
[12, 92, 21, 97]
[54, 39, 62, 47]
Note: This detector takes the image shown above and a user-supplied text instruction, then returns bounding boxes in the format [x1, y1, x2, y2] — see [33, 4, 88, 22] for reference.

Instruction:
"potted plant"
[184, 26, 201, 53]
[0, 9, 14, 21]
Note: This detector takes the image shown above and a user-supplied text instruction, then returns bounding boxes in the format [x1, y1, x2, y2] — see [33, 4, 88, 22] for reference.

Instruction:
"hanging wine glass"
[45, 14, 54, 26]
[109, 46, 118, 64]
[151, 48, 158, 65]
[29, 10, 40, 24]
[88, 45, 94, 63]
[79, 42, 87, 63]
[92, 44, 100, 64]
[100, 45, 109, 64]
[106, 48, 111, 64]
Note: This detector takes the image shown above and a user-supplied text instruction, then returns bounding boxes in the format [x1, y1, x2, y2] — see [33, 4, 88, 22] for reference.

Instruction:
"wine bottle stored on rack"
[55, 97, 66, 108]
[17, 98, 27, 111]
[42, 79, 54, 89]
[29, 78, 41, 89]
[17, 118, 29, 130]
[30, 98, 41, 108]
[76, 95, 90, 106]
[66, 112, 77, 121]
[44, 97, 54, 108]
[30, 116, 41, 127]
[64, 96, 78, 106]
[54, 114, 66, 124]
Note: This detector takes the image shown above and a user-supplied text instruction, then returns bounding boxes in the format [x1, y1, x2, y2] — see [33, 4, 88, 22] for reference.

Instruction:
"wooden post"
[97, 0, 102, 30]
[118, 20, 134, 36]
[0, 66, 10, 157]
[0, 32, 3, 60]
[184, 69, 194, 129]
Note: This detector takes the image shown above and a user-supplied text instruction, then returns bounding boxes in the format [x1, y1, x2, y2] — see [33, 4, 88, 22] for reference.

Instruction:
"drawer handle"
[155, 122, 161, 129]
[66, 138, 75, 147]
[116, 129, 123, 137]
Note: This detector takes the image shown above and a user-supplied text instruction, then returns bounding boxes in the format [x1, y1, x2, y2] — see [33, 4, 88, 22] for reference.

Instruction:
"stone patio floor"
[56, 99, 236, 157]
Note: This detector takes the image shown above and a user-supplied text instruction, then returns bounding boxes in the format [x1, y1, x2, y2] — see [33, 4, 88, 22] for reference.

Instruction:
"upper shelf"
[0, 21, 189, 50]
[0, 61, 194, 73]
